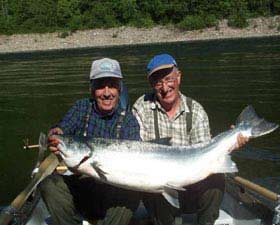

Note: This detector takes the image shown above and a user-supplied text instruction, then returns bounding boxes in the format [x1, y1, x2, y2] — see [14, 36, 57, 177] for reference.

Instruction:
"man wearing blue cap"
[39, 58, 140, 225]
[132, 54, 248, 225]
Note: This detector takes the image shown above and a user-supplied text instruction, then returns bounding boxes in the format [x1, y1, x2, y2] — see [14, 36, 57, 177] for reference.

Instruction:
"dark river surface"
[0, 36, 279, 205]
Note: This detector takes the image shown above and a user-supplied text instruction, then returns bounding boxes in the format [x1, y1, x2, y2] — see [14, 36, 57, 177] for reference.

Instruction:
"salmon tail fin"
[236, 105, 278, 138]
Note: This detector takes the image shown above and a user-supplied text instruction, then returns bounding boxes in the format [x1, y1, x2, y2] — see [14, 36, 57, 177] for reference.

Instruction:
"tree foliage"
[0, 0, 279, 34]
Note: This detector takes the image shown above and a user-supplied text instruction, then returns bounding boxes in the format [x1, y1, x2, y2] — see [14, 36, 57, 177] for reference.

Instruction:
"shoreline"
[0, 16, 279, 54]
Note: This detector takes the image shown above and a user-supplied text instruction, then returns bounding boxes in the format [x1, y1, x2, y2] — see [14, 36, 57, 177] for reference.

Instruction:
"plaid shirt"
[55, 98, 140, 140]
[132, 92, 211, 146]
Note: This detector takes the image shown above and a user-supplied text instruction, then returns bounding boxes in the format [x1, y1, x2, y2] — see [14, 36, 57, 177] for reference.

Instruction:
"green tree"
[81, 1, 118, 28]
[0, 0, 9, 32]
[137, 0, 170, 24]
[112, 0, 139, 24]
[228, 0, 249, 28]
[57, 0, 82, 31]
[0, 0, 279, 35]
[247, 0, 272, 16]
[13, 0, 57, 33]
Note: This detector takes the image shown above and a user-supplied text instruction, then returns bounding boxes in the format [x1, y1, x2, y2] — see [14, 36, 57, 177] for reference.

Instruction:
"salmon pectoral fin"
[166, 183, 186, 191]
[162, 186, 180, 208]
[91, 161, 108, 181]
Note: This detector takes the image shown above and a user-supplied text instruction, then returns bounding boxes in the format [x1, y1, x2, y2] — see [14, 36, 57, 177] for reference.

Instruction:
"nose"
[104, 86, 110, 96]
[161, 82, 169, 92]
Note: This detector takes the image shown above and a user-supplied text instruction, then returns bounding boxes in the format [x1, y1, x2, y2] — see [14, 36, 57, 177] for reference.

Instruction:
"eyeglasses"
[152, 75, 178, 90]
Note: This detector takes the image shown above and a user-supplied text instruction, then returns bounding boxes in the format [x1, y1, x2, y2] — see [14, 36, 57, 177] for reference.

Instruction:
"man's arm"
[190, 101, 211, 145]
[131, 95, 149, 141]
[52, 99, 87, 136]
[191, 101, 249, 149]
[46, 99, 84, 155]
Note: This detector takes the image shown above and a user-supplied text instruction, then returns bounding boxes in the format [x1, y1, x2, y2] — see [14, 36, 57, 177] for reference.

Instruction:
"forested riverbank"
[0, 16, 279, 53]
[1, 0, 280, 34]
[0, 1, 279, 53]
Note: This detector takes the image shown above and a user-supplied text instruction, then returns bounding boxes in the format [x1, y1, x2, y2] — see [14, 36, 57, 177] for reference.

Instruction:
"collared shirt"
[132, 92, 211, 146]
[55, 98, 140, 140]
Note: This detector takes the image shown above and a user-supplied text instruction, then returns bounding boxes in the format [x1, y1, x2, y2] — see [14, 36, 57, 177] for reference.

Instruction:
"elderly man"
[132, 53, 249, 225]
[39, 58, 140, 225]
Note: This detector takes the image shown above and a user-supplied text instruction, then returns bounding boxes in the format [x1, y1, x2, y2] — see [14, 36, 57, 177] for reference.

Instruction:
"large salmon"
[40, 106, 278, 208]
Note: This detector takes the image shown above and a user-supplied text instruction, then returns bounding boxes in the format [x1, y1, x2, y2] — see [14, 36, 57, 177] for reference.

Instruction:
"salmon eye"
[68, 138, 74, 144]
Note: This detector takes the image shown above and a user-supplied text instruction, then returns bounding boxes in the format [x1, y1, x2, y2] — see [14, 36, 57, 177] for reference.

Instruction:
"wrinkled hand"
[48, 127, 63, 155]
[235, 133, 249, 149]
[229, 125, 250, 152]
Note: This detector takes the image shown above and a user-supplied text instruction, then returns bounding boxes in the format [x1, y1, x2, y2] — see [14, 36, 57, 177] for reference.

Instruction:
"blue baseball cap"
[147, 54, 177, 77]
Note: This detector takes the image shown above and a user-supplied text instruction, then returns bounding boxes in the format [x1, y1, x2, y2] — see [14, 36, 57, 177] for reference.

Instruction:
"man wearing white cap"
[132, 53, 249, 225]
[39, 58, 140, 225]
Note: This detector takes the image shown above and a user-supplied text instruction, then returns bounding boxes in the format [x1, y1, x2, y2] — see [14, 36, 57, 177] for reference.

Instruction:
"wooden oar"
[0, 154, 59, 225]
[56, 165, 68, 171]
[23, 144, 39, 150]
[23, 138, 39, 150]
[233, 175, 279, 202]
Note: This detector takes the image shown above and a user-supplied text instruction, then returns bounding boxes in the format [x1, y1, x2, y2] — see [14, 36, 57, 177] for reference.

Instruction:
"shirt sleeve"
[120, 112, 140, 141]
[131, 96, 147, 141]
[55, 100, 83, 135]
[190, 101, 211, 144]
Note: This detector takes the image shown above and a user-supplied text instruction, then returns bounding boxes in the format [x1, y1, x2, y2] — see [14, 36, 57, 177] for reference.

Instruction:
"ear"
[118, 80, 122, 92]
[148, 77, 154, 89]
[177, 70, 182, 85]
[90, 86, 96, 98]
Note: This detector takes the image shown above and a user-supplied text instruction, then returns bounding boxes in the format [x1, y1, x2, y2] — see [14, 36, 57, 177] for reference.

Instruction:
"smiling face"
[149, 67, 182, 111]
[91, 77, 120, 115]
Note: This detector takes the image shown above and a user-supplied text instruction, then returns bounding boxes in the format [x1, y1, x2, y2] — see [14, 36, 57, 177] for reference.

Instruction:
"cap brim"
[148, 64, 174, 77]
[91, 72, 123, 80]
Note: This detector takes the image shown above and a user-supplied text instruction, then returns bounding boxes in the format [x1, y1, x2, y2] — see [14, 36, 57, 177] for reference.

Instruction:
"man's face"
[92, 77, 120, 115]
[150, 67, 181, 109]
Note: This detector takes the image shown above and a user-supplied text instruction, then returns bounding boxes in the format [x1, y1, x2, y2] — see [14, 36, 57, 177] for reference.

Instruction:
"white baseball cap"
[89, 58, 123, 80]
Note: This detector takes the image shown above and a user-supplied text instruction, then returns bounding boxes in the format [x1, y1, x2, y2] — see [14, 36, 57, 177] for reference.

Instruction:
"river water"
[0, 36, 279, 205]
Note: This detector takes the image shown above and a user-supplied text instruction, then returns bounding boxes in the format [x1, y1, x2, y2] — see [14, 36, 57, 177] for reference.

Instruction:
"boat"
[1, 139, 279, 225]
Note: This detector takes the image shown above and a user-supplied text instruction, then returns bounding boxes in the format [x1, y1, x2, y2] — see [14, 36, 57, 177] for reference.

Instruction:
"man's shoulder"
[186, 98, 209, 124]
[133, 93, 155, 107]
[72, 98, 90, 106]
[191, 98, 206, 113]
[181, 94, 203, 109]
[122, 111, 138, 123]
[132, 93, 157, 116]
[117, 108, 140, 139]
